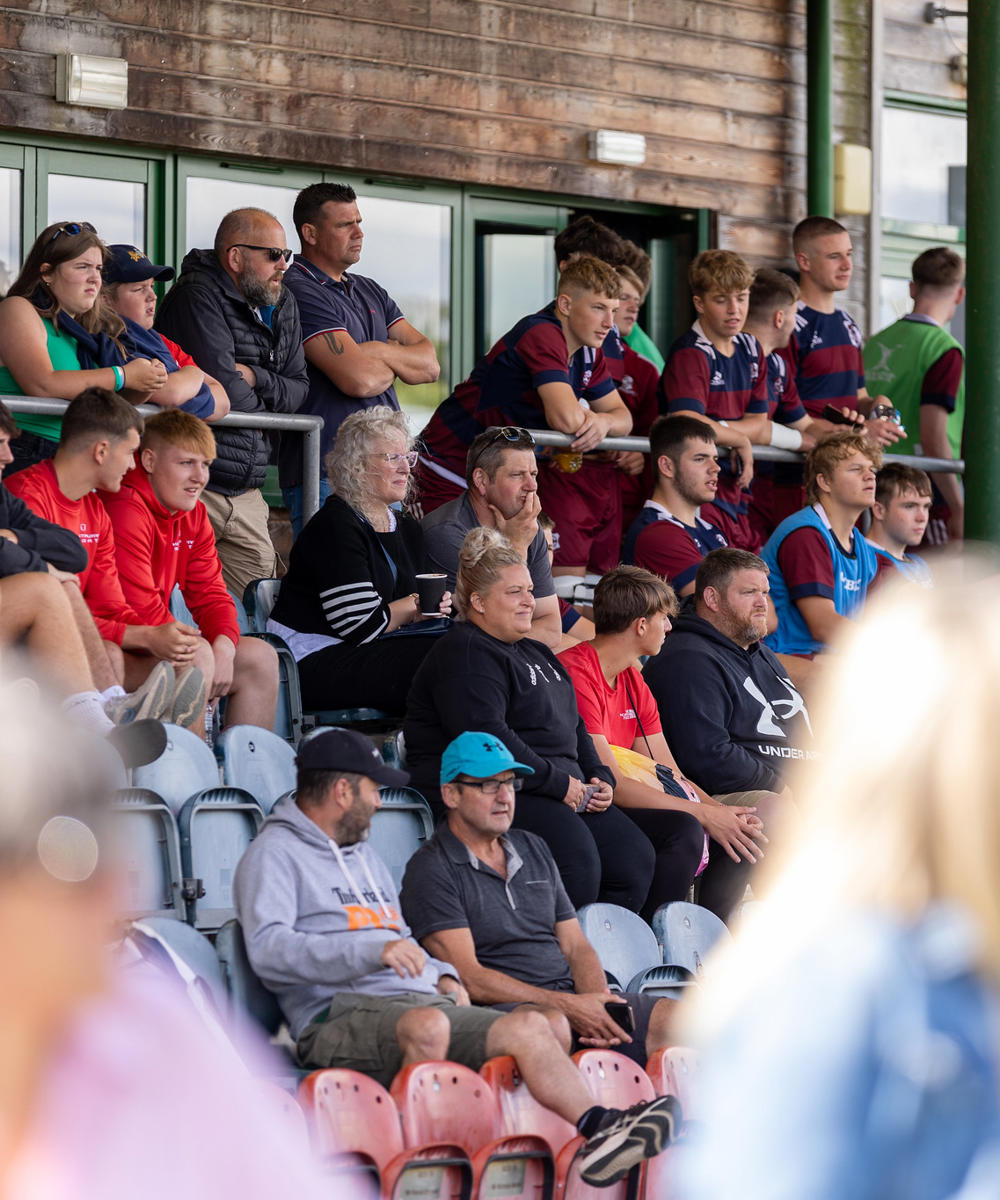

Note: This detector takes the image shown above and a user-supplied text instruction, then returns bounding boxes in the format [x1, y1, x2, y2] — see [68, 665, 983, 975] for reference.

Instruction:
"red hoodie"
[99, 466, 240, 647]
[6, 458, 141, 644]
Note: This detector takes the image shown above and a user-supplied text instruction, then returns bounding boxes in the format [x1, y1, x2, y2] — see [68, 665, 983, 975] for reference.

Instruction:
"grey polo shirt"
[400, 825, 576, 991]
[420, 493, 556, 597]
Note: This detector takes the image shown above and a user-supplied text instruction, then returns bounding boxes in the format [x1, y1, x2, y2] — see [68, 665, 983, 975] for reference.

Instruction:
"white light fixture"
[55, 53, 128, 110]
[588, 130, 647, 167]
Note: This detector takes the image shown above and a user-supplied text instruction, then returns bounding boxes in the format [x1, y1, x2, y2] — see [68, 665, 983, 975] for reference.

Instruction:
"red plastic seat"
[391, 1060, 554, 1200]
[479, 1055, 630, 1200]
[645, 1046, 700, 1120]
[299, 1067, 473, 1200]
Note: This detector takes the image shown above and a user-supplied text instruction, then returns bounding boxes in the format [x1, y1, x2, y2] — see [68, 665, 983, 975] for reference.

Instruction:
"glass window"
[48, 175, 144, 246]
[882, 107, 966, 226]
[184, 178, 300, 253]
[481, 232, 554, 352]
[0, 167, 21, 294]
[353, 193, 451, 430]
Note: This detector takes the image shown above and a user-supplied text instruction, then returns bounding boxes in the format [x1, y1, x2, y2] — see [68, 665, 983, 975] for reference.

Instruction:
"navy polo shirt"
[400, 825, 577, 991]
[278, 256, 405, 487]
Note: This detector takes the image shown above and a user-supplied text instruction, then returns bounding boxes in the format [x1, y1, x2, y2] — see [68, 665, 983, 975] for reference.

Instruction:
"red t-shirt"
[558, 640, 661, 748]
[6, 458, 141, 644]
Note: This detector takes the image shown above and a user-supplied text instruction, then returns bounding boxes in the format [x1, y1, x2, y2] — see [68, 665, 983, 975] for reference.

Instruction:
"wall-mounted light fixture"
[55, 53, 128, 110]
[923, 4, 966, 23]
[588, 130, 647, 167]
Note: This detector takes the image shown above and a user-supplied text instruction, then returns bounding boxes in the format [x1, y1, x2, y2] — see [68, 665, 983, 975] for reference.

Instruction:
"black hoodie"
[643, 611, 814, 795]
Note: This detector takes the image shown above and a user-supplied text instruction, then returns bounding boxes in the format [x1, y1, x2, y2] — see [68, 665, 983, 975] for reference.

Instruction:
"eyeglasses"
[45, 221, 97, 247]
[370, 450, 419, 468]
[227, 244, 293, 263]
[455, 777, 522, 796]
[469, 426, 536, 473]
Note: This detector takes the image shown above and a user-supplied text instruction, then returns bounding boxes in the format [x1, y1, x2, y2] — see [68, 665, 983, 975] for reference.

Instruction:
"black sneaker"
[577, 1094, 681, 1187]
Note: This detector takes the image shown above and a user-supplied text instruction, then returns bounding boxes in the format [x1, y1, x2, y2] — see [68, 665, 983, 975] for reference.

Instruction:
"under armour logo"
[742, 675, 812, 738]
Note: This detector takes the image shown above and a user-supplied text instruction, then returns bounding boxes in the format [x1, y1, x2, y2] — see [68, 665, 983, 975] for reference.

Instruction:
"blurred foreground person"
[0, 673, 326, 1199]
[677, 564, 1000, 1200]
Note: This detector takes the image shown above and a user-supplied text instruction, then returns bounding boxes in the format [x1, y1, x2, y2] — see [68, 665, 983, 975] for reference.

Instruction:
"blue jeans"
[281, 479, 331, 539]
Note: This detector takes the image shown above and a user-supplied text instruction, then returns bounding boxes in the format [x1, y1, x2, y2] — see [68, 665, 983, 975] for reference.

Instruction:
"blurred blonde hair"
[684, 559, 1000, 1041]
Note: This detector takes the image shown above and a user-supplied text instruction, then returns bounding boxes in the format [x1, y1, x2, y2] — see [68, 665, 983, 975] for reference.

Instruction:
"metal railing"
[0, 396, 326, 520]
[525, 428, 965, 474]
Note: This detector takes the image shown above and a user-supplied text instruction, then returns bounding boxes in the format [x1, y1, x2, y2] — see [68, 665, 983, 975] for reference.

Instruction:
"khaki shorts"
[200, 486, 279, 599]
[297, 991, 502, 1087]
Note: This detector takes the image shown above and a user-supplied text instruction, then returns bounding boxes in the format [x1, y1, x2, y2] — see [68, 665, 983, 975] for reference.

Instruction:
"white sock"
[101, 684, 127, 703]
[64, 690, 115, 735]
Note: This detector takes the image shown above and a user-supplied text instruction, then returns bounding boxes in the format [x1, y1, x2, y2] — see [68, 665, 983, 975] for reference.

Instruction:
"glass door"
[37, 149, 157, 254]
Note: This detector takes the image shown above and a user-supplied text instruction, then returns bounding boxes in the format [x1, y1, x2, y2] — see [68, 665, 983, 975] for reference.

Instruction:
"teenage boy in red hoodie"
[99, 409, 278, 734]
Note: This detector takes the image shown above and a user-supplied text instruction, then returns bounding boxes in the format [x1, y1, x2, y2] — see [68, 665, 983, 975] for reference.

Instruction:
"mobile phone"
[821, 403, 864, 428]
[604, 1000, 635, 1034]
[576, 784, 598, 813]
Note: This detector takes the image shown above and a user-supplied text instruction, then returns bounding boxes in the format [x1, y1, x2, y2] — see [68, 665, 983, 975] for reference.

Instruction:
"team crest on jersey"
[621, 373, 635, 397]
[581, 370, 592, 389]
[844, 315, 863, 349]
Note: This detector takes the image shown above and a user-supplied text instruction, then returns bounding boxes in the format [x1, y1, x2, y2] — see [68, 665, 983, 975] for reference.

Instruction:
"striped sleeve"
[319, 580, 390, 644]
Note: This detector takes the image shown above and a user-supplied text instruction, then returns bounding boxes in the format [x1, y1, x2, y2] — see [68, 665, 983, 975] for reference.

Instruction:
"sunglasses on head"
[45, 221, 97, 247]
[470, 426, 536, 473]
[227, 244, 293, 263]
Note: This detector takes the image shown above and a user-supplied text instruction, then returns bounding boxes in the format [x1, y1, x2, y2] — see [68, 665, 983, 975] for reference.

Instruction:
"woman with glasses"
[268, 406, 451, 713]
[0, 221, 168, 474]
[403, 526, 656, 912]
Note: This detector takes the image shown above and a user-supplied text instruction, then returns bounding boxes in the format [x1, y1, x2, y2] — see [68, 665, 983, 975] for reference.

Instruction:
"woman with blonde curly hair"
[268, 406, 450, 712]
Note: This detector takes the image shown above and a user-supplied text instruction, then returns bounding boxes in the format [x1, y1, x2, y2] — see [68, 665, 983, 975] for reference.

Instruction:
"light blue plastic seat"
[177, 786, 264, 929]
[370, 786, 435, 893]
[215, 917, 285, 1038]
[111, 787, 186, 920]
[129, 914, 229, 1017]
[216, 724, 296, 815]
[577, 901, 698, 997]
[132, 723, 221, 818]
[651, 900, 732, 979]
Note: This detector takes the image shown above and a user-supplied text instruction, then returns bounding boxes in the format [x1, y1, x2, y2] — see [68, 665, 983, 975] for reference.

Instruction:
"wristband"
[768, 422, 804, 451]
[112, 366, 125, 392]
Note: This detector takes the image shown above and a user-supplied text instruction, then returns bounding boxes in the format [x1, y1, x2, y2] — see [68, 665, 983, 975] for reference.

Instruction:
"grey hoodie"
[233, 793, 455, 1040]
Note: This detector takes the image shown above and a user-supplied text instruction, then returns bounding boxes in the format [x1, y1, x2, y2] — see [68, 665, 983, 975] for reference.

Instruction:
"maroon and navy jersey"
[766, 350, 807, 425]
[659, 322, 768, 423]
[619, 344, 660, 436]
[602, 325, 626, 387]
[418, 302, 615, 478]
[781, 303, 865, 417]
[623, 501, 729, 592]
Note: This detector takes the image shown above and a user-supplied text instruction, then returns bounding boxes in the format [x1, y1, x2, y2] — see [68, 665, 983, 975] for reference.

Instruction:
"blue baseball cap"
[440, 731, 534, 784]
[103, 244, 175, 285]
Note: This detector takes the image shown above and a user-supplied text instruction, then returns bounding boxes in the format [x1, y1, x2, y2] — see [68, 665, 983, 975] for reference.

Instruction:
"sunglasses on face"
[45, 221, 97, 247]
[227, 244, 293, 263]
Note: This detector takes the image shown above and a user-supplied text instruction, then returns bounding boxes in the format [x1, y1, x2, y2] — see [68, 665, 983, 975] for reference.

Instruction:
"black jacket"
[643, 611, 814, 795]
[155, 250, 308, 495]
[404, 620, 614, 808]
[0, 482, 87, 578]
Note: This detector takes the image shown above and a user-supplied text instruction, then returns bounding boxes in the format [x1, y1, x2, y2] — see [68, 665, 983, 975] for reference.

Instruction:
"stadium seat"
[129, 914, 229, 1017]
[111, 787, 186, 920]
[651, 902, 731, 979]
[243, 578, 283, 633]
[645, 1047, 700, 1120]
[256, 1081, 311, 1153]
[132, 723, 221, 817]
[577, 903, 693, 996]
[176, 787, 263, 929]
[370, 786, 436, 892]
[391, 1060, 554, 1200]
[215, 724, 296, 814]
[214, 918, 285, 1039]
[300, 1067, 474, 1200]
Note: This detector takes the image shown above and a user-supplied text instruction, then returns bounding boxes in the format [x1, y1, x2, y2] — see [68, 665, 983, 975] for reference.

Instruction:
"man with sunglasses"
[156, 207, 308, 597]
[278, 183, 441, 537]
[420, 426, 562, 648]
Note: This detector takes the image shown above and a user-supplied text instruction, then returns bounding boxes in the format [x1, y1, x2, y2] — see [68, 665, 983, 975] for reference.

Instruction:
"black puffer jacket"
[155, 250, 308, 495]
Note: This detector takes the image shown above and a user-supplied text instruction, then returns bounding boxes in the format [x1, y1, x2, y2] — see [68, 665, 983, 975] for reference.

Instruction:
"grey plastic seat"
[369, 786, 436, 893]
[651, 900, 732, 979]
[130, 914, 229, 1017]
[111, 787, 186, 920]
[216, 724, 296, 815]
[177, 786, 264, 929]
[215, 917, 285, 1038]
[132, 723, 221, 818]
[577, 901, 697, 996]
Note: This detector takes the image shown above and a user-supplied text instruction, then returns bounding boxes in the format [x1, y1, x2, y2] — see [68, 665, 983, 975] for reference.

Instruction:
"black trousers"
[622, 807, 708, 922]
[297, 637, 439, 714]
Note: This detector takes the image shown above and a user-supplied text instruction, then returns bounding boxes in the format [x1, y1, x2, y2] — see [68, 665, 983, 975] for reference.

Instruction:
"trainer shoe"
[577, 1094, 681, 1187]
[169, 665, 208, 728]
[105, 661, 175, 726]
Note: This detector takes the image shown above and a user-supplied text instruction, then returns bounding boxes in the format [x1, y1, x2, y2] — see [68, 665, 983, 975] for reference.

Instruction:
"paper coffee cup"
[416, 573, 448, 615]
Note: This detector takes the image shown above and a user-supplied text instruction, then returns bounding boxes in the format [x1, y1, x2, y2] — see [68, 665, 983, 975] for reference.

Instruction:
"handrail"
[525, 428, 965, 474]
[0, 396, 326, 520]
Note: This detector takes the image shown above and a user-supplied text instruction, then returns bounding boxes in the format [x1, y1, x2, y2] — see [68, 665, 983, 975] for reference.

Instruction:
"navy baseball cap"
[440, 732, 534, 784]
[297, 727, 409, 788]
[103, 244, 175, 285]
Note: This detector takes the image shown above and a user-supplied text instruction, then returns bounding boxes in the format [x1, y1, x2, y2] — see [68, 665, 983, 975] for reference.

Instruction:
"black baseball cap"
[103, 244, 175, 285]
[296, 727, 409, 787]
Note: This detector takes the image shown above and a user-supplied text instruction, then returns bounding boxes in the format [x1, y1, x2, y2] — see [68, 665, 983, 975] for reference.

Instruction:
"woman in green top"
[0, 221, 167, 475]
